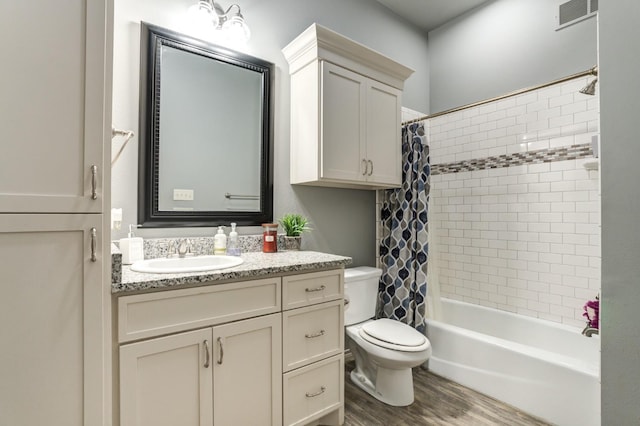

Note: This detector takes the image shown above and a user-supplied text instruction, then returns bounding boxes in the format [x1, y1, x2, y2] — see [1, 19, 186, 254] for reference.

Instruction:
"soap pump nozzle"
[127, 224, 136, 238]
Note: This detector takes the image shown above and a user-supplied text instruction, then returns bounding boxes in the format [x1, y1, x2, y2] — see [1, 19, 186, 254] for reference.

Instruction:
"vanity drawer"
[118, 278, 281, 343]
[283, 354, 344, 426]
[283, 300, 344, 372]
[283, 269, 343, 310]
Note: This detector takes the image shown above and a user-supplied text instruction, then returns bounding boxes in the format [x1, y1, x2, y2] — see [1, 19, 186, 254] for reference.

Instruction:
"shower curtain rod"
[402, 65, 598, 126]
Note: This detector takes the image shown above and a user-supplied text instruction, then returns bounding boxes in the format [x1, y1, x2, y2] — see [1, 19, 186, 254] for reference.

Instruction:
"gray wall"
[428, 0, 597, 113]
[111, 0, 430, 266]
[600, 1, 640, 423]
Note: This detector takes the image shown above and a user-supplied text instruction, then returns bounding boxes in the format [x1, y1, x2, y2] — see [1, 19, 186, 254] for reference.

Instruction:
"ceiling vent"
[557, 0, 598, 29]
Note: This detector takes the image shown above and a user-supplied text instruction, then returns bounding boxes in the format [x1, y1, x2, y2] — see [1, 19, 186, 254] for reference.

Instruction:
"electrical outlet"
[173, 189, 194, 201]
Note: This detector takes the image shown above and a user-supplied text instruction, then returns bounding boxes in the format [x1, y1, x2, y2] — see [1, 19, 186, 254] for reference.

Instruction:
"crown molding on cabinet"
[282, 23, 414, 90]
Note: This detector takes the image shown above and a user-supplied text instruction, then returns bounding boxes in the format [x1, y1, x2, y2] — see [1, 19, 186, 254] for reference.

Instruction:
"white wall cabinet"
[320, 62, 402, 186]
[283, 23, 413, 190]
[0, 0, 112, 425]
[0, 214, 105, 426]
[0, 0, 110, 213]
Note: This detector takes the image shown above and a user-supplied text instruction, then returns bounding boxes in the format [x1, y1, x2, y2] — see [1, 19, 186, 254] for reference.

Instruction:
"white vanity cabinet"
[283, 23, 413, 190]
[116, 268, 345, 426]
[119, 315, 282, 426]
[281, 270, 345, 426]
[119, 329, 214, 426]
[118, 277, 282, 426]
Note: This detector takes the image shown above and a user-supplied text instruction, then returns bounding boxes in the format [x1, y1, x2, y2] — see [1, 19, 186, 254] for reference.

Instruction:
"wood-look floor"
[344, 360, 550, 426]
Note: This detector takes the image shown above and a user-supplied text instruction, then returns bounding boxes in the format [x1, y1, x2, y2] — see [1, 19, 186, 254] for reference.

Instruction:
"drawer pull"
[305, 329, 325, 339]
[217, 337, 224, 365]
[306, 386, 326, 398]
[203, 340, 210, 368]
[305, 285, 326, 293]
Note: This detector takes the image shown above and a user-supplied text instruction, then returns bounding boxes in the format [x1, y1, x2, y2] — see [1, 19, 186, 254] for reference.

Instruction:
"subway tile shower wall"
[382, 80, 601, 327]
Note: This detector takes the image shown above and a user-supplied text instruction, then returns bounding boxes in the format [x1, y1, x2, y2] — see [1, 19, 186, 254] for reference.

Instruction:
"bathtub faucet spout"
[582, 326, 599, 337]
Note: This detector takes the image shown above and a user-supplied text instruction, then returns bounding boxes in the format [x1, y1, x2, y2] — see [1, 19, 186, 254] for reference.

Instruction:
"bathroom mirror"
[138, 22, 273, 227]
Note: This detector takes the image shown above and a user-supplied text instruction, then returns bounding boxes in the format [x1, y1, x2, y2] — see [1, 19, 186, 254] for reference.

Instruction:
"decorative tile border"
[431, 143, 594, 175]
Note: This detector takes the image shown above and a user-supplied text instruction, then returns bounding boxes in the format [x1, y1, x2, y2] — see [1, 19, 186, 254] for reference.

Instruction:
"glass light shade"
[188, 1, 220, 28]
[221, 15, 251, 44]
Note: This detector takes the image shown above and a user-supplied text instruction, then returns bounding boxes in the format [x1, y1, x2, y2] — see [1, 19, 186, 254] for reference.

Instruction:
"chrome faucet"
[167, 239, 193, 258]
[177, 239, 191, 257]
[582, 326, 599, 337]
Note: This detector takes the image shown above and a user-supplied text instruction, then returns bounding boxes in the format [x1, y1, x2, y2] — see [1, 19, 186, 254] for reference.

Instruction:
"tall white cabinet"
[283, 24, 413, 190]
[0, 1, 113, 425]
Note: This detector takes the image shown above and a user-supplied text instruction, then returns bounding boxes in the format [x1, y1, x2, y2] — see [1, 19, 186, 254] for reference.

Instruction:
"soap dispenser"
[120, 224, 144, 265]
[227, 223, 241, 256]
[214, 226, 227, 255]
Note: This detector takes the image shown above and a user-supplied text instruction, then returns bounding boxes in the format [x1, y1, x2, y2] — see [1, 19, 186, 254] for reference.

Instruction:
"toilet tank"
[344, 267, 383, 326]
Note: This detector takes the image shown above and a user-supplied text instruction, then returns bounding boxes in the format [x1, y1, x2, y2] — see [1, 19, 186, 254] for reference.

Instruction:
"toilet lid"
[359, 319, 430, 352]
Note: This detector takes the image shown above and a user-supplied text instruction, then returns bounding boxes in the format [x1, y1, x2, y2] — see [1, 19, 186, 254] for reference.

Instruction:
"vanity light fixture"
[188, 0, 251, 44]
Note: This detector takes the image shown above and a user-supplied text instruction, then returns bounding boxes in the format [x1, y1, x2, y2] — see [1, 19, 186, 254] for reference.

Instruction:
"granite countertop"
[113, 251, 352, 294]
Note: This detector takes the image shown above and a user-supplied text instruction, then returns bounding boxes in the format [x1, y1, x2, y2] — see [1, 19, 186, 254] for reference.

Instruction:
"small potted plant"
[279, 213, 312, 251]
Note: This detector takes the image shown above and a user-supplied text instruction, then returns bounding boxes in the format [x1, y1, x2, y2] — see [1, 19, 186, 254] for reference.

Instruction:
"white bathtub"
[426, 298, 600, 426]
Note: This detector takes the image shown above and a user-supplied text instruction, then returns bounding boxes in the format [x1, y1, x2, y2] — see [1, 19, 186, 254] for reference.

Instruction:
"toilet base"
[350, 366, 415, 406]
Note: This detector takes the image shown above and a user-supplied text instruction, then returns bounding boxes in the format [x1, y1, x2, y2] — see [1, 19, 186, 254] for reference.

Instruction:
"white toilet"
[344, 267, 432, 407]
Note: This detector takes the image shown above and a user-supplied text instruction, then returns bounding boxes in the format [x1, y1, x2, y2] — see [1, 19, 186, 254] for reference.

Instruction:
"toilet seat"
[358, 319, 430, 352]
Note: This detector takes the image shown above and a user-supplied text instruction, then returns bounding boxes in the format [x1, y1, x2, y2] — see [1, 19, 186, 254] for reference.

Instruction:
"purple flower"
[583, 297, 600, 329]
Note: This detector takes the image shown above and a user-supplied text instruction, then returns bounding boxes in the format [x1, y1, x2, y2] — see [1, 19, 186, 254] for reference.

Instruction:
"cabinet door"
[213, 313, 282, 426]
[321, 62, 367, 182]
[0, 0, 109, 213]
[120, 328, 214, 426]
[366, 80, 402, 186]
[0, 214, 104, 426]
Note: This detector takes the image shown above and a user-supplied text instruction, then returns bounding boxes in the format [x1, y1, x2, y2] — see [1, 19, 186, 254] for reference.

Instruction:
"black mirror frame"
[138, 22, 274, 227]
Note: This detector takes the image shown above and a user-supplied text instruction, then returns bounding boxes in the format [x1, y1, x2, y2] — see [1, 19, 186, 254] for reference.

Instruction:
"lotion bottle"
[120, 224, 144, 265]
[214, 226, 227, 255]
[227, 223, 241, 256]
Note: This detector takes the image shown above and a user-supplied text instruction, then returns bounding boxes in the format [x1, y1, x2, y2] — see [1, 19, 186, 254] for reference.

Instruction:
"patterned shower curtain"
[378, 122, 430, 334]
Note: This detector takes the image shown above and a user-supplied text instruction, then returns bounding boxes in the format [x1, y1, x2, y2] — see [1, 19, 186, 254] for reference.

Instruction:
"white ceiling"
[376, 0, 491, 32]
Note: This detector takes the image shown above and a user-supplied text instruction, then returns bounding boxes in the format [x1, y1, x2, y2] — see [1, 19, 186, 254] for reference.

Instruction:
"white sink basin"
[130, 255, 244, 274]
